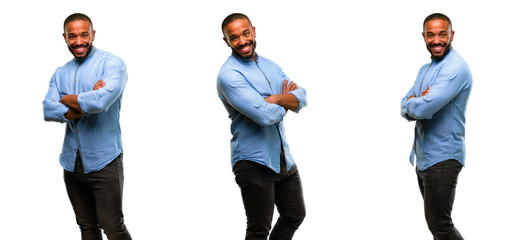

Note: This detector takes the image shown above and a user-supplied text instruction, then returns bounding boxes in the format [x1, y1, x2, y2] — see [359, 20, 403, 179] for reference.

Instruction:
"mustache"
[235, 41, 252, 50]
[430, 43, 446, 47]
[71, 43, 89, 49]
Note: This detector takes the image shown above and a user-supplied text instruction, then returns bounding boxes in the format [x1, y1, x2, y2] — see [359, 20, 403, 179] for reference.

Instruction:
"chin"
[232, 49, 254, 59]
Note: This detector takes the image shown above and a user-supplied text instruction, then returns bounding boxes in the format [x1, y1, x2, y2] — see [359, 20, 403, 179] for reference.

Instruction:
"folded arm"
[43, 73, 73, 122]
[59, 80, 106, 120]
[264, 80, 299, 111]
[402, 64, 469, 120]
[77, 57, 127, 114]
[218, 70, 286, 126]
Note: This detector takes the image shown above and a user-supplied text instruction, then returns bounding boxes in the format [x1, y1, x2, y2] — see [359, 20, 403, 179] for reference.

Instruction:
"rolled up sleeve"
[218, 69, 286, 126]
[78, 57, 127, 114]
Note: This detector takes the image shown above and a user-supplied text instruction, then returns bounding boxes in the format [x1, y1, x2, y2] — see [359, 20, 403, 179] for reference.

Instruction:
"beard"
[68, 43, 93, 60]
[426, 42, 452, 62]
[231, 40, 257, 59]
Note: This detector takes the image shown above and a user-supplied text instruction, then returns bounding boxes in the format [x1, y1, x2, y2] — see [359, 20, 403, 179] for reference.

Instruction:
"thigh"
[64, 159, 99, 228]
[234, 161, 276, 236]
[417, 160, 462, 223]
[274, 170, 306, 221]
[88, 155, 128, 237]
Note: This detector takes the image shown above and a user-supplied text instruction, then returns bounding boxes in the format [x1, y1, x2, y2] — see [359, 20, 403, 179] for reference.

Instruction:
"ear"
[449, 30, 455, 42]
[91, 30, 96, 42]
[421, 32, 425, 40]
[252, 26, 256, 38]
[63, 32, 67, 43]
[223, 36, 231, 47]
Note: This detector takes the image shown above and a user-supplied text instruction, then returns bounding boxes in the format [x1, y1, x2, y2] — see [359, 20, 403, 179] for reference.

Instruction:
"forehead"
[424, 19, 450, 32]
[225, 18, 251, 35]
[65, 20, 91, 33]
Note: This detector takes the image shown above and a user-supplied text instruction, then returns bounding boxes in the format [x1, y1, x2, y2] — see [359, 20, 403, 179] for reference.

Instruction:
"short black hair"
[423, 13, 452, 31]
[221, 13, 252, 37]
[63, 13, 93, 32]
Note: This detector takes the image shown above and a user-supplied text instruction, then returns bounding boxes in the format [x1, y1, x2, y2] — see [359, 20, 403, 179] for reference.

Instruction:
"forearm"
[64, 109, 84, 120]
[265, 93, 299, 111]
[242, 101, 286, 126]
[60, 95, 82, 113]
[78, 57, 127, 114]
[43, 99, 71, 123]
[400, 97, 415, 121]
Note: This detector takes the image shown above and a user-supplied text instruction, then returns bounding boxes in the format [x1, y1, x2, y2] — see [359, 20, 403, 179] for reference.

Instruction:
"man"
[217, 13, 307, 240]
[401, 13, 472, 240]
[43, 13, 132, 240]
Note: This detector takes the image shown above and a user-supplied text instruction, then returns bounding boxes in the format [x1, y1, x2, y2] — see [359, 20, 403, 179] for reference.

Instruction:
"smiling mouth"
[237, 44, 252, 54]
[75, 47, 86, 54]
[431, 44, 445, 54]
[73, 45, 89, 54]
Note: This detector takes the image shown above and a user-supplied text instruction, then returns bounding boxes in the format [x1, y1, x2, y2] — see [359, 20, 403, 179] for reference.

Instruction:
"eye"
[81, 33, 89, 38]
[69, 35, 76, 40]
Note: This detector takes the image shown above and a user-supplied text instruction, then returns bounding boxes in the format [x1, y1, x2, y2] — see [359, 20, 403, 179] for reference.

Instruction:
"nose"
[434, 35, 444, 45]
[74, 37, 83, 46]
[239, 36, 247, 45]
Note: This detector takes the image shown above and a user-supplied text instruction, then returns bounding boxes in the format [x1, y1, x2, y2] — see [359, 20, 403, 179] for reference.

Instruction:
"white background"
[1, 0, 522, 239]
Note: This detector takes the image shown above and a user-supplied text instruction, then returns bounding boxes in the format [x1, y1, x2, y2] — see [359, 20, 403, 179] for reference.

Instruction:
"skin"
[422, 19, 454, 61]
[60, 20, 106, 120]
[223, 18, 257, 60]
[407, 19, 454, 100]
[63, 20, 96, 59]
[223, 18, 300, 111]
[61, 80, 105, 119]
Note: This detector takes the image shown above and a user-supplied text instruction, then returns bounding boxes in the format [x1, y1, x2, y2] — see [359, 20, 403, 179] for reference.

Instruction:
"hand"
[264, 94, 279, 104]
[282, 80, 298, 95]
[406, 86, 431, 101]
[93, 79, 105, 90]
[59, 94, 82, 113]
[421, 86, 431, 97]
[59, 94, 78, 105]
[64, 109, 84, 120]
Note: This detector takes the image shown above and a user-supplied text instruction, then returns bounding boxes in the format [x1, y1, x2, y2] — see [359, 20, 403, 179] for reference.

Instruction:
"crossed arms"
[264, 79, 299, 111]
[218, 71, 306, 126]
[60, 80, 106, 120]
[401, 63, 470, 120]
[43, 57, 127, 122]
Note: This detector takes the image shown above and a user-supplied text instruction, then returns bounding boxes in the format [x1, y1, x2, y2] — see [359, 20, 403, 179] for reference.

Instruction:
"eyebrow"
[426, 31, 448, 34]
[229, 29, 250, 37]
[68, 31, 90, 35]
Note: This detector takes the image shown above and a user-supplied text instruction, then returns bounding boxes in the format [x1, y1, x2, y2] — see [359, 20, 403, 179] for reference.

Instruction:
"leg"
[234, 161, 276, 240]
[64, 156, 103, 240]
[270, 170, 306, 240]
[88, 154, 132, 240]
[417, 160, 463, 240]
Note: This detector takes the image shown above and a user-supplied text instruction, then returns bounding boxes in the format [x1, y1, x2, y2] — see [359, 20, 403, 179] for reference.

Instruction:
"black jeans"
[64, 154, 132, 240]
[417, 159, 463, 240]
[234, 160, 306, 240]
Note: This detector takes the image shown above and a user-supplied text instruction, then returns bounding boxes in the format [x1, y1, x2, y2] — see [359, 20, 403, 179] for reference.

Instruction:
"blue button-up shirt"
[401, 48, 472, 171]
[43, 47, 128, 173]
[217, 53, 307, 173]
